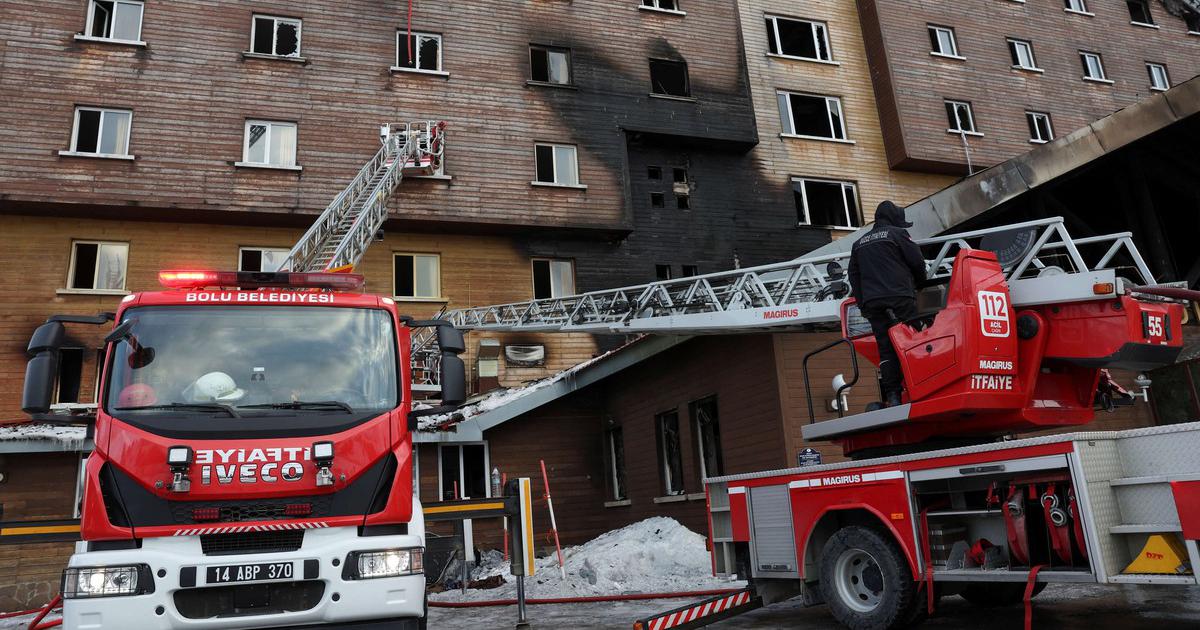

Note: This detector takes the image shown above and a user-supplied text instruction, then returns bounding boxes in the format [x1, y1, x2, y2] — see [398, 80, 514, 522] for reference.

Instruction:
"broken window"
[944, 99, 977, 133]
[55, 348, 85, 405]
[251, 15, 301, 57]
[239, 247, 290, 272]
[1187, 11, 1200, 33]
[68, 241, 128, 291]
[691, 397, 723, 479]
[928, 25, 959, 57]
[1127, 0, 1154, 25]
[682, 265, 699, 277]
[533, 143, 579, 186]
[650, 192, 665, 208]
[647, 165, 662, 180]
[1026, 111, 1054, 143]
[793, 178, 861, 229]
[676, 194, 690, 209]
[606, 426, 627, 501]
[530, 45, 571, 85]
[656, 410, 685, 495]
[86, 0, 143, 42]
[649, 59, 690, 97]
[1080, 51, 1107, 81]
[641, 0, 681, 12]
[71, 107, 132, 156]
[1064, 0, 1089, 13]
[673, 168, 687, 183]
[532, 258, 575, 299]
[243, 120, 297, 166]
[765, 15, 831, 62]
[777, 91, 846, 140]
[439, 444, 489, 500]
[1147, 63, 1170, 91]
[393, 253, 441, 299]
[1006, 38, 1038, 70]
[656, 264, 672, 280]
[396, 31, 442, 72]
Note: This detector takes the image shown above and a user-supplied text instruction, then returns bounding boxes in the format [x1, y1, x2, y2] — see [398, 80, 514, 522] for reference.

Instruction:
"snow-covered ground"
[0, 610, 59, 630]
[431, 516, 743, 602]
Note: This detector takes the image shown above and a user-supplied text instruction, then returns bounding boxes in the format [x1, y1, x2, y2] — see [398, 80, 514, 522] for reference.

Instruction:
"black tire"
[959, 581, 1046, 607]
[819, 526, 918, 630]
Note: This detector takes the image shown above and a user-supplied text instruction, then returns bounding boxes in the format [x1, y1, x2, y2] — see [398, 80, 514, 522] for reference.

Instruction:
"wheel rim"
[833, 547, 885, 613]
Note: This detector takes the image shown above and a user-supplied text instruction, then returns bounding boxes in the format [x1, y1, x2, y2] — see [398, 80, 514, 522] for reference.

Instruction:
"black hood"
[875, 201, 913, 228]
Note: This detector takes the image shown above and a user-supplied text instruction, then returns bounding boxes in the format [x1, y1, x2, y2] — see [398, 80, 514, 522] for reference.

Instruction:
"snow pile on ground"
[0, 422, 88, 450]
[431, 517, 743, 602]
[0, 611, 60, 630]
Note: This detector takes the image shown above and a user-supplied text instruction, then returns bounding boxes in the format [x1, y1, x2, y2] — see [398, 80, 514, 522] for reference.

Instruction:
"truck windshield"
[104, 306, 399, 421]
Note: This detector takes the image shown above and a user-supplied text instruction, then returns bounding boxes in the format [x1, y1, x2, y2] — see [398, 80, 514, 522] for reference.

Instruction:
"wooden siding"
[0, 453, 79, 610]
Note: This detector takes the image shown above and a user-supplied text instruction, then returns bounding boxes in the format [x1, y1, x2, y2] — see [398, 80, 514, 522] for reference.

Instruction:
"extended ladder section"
[446, 217, 1159, 335]
[411, 306, 446, 394]
[283, 121, 445, 272]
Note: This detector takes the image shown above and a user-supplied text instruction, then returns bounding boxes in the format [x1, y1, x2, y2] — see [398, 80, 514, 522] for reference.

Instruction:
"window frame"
[1126, 0, 1157, 27]
[1080, 51, 1111, 83]
[1025, 111, 1054, 144]
[655, 409, 685, 496]
[249, 14, 303, 58]
[691, 396, 723, 480]
[1147, 62, 1170, 91]
[1006, 38, 1041, 72]
[640, 0, 685, 16]
[1064, 0, 1093, 16]
[792, 177, 862, 230]
[392, 252, 443, 300]
[240, 120, 299, 168]
[648, 58, 692, 99]
[83, 0, 145, 44]
[529, 44, 573, 86]
[393, 30, 445, 75]
[65, 240, 129, 294]
[927, 25, 962, 59]
[532, 143, 583, 188]
[777, 90, 850, 143]
[436, 442, 491, 501]
[944, 99, 980, 135]
[605, 425, 628, 502]
[238, 246, 291, 272]
[531, 258, 576, 299]
[765, 14, 834, 63]
[67, 106, 134, 158]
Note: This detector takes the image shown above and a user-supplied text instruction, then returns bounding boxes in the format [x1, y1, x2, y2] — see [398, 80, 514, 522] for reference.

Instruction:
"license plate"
[206, 562, 294, 584]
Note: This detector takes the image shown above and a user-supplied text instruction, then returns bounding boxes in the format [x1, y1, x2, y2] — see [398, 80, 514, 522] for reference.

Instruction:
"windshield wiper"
[115, 402, 241, 418]
[238, 400, 355, 413]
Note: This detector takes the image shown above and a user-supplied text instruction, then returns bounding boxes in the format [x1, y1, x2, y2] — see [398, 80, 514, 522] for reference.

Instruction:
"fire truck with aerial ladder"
[441, 215, 1200, 629]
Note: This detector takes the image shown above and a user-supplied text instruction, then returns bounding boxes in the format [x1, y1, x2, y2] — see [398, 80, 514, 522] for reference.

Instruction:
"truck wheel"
[959, 581, 1045, 607]
[819, 526, 917, 630]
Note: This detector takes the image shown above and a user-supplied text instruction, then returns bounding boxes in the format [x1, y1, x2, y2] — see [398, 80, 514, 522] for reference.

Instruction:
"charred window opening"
[396, 32, 442, 71]
[676, 194, 690, 209]
[55, 348, 85, 404]
[251, 16, 301, 57]
[655, 410, 684, 495]
[1186, 12, 1200, 33]
[691, 397, 723, 478]
[1127, 0, 1154, 25]
[778, 92, 846, 140]
[649, 59, 690, 97]
[606, 425, 627, 501]
[656, 264, 672, 280]
[530, 45, 571, 85]
[682, 265, 699, 277]
[793, 178, 861, 229]
[650, 192, 665, 208]
[648, 166, 662, 180]
[765, 15, 831, 61]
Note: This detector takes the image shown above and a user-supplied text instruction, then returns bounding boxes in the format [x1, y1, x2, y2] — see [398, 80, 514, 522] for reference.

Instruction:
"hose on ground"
[428, 587, 744, 608]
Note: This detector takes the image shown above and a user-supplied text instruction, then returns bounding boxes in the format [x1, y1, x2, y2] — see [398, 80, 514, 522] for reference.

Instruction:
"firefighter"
[847, 200, 927, 408]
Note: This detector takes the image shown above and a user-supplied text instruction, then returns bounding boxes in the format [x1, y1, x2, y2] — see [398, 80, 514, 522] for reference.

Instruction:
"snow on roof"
[0, 422, 90, 451]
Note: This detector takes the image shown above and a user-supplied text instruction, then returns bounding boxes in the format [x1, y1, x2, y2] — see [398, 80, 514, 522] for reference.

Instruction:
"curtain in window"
[271, 124, 297, 166]
[95, 243, 127, 290]
[99, 111, 131, 155]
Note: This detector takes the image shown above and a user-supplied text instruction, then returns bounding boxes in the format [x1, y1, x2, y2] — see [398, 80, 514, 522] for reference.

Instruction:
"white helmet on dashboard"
[184, 371, 246, 403]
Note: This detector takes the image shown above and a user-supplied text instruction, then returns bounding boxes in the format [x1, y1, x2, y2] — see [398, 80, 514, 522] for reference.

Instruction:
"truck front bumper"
[61, 527, 425, 630]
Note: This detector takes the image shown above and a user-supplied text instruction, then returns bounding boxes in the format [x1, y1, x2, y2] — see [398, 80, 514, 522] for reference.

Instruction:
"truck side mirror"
[436, 325, 466, 354]
[435, 324, 467, 406]
[22, 321, 65, 415]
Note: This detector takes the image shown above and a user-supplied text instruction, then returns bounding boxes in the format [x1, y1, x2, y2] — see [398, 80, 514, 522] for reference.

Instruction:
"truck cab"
[22, 270, 466, 630]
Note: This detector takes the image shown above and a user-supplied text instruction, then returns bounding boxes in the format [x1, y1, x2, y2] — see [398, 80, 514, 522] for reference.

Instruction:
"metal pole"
[539, 460, 566, 580]
[515, 575, 530, 628]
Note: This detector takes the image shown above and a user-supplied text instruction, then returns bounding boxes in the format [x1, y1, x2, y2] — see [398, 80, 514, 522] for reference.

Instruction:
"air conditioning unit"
[505, 344, 546, 367]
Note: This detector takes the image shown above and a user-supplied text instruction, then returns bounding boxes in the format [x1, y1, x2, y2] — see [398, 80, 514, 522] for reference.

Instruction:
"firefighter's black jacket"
[847, 201, 927, 305]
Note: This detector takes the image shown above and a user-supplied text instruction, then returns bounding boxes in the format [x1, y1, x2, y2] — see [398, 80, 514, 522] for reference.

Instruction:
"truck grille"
[200, 530, 305, 556]
[170, 495, 334, 524]
[174, 580, 324, 619]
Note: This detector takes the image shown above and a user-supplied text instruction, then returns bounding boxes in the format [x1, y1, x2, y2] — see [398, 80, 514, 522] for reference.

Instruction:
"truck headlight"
[62, 564, 153, 598]
[345, 548, 423, 580]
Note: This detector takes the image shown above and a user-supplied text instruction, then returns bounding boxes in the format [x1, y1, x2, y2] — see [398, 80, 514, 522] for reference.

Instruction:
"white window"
[641, 0, 682, 13]
[656, 410, 684, 495]
[530, 45, 571, 85]
[532, 258, 575, 299]
[928, 25, 960, 58]
[250, 15, 301, 57]
[1127, 0, 1155, 25]
[945, 100, 978, 134]
[438, 444, 489, 500]
[692, 397, 723, 479]
[1007, 38, 1040, 71]
[68, 241, 128, 292]
[765, 15, 832, 62]
[1026, 111, 1054, 143]
[793, 178, 861, 229]
[242, 120, 297, 167]
[239, 247, 290, 272]
[533, 143, 580, 186]
[395, 31, 442, 72]
[393, 253, 441, 299]
[777, 91, 847, 141]
[1064, 0, 1090, 14]
[85, 0, 143, 42]
[1147, 63, 1170, 91]
[1080, 52, 1108, 82]
[70, 107, 132, 157]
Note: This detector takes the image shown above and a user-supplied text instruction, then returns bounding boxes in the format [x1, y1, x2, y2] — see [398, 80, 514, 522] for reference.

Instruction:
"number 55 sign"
[978, 291, 1011, 338]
